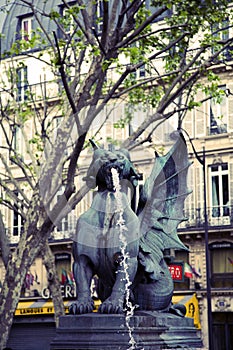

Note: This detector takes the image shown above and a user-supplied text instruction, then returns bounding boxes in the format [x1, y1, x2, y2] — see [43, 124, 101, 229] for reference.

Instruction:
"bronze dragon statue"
[69, 131, 191, 315]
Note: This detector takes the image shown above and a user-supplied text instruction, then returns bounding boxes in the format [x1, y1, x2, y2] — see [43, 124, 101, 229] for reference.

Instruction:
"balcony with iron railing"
[0, 56, 180, 106]
[0, 79, 61, 105]
[0, 62, 137, 106]
[207, 124, 228, 136]
[179, 205, 233, 230]
[7, 215, 77, 245]
[7, 204, 233, 244]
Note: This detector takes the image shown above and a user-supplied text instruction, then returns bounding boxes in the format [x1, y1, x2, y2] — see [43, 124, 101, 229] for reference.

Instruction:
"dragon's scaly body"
[70, 132, 191, 314]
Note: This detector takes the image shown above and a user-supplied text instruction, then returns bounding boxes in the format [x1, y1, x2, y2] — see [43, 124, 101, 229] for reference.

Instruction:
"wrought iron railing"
[7, 219, 76, 244]
[0, 79, 61, 104]
[207, 124, 228, 135]
[179, 205, 233, 229]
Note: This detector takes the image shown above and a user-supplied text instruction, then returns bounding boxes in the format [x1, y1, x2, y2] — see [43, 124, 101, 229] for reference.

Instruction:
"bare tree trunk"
[0, 211, 10, 267]
[0, 234, 46, 349]
[41, 241, 65, 327]
[0, 191, 52, 348]
[0, 234, 64, 348]
[0, 263, 25, 348]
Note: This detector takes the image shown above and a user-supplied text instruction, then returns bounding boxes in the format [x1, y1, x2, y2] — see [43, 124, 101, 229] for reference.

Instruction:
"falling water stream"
[111, 168, 137, 350]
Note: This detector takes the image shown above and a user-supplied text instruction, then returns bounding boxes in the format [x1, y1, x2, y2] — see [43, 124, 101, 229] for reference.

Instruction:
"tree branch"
[0, 211, 10, 268]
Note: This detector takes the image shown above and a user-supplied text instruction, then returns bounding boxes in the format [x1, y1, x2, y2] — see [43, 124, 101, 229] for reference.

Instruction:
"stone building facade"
[0, 1, 233, 349]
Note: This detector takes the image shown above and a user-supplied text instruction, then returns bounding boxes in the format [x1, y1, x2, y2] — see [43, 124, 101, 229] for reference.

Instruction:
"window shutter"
[183, 110, 194, 138]
[184, 166, 195, 225]
[112, 102, 128, 141]
[196, 166, 204, 224]
[227, 83, 233, 132]
[229, 162, 233, 206]
[195, 91, 205, 137]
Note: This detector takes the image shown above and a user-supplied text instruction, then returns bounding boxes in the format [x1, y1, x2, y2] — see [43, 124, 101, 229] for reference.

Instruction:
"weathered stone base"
[50, 311, 202, 350]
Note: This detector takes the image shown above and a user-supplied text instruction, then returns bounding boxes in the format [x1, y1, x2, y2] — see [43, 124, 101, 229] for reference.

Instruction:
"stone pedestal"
[50, 311, 202, 350]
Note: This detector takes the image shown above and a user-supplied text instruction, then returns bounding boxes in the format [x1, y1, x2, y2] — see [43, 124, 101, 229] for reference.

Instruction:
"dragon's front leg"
[69, 253, 94, 315]
[98, 256, 138, 314]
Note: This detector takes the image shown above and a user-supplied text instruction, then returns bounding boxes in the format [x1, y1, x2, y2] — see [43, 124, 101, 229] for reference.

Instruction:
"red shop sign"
[168, 263, 184, 282]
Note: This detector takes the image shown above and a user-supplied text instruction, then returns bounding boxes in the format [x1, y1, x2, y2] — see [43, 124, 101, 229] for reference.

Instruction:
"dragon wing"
[137, 131, 192, 254]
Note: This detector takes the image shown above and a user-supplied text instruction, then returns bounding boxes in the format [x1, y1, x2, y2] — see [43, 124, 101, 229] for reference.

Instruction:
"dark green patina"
[69, 132, 191, 315]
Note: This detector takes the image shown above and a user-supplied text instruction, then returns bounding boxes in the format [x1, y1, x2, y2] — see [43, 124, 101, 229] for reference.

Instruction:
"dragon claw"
[98, 298, 124, 314]
[69, 298, 94, 315]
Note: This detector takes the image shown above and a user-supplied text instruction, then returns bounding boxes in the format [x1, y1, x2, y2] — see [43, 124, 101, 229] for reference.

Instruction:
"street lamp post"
[202, 147, 213, 350]
[179, 130, 213, 349]
[186, 135, 213, 349]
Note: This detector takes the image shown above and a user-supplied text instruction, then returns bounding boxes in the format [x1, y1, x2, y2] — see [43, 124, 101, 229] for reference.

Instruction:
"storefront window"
[210, 242, 233, 288]
[213, 312, 233, 350]
[173, 250, 190, 291]
[55, 253, 73, 285]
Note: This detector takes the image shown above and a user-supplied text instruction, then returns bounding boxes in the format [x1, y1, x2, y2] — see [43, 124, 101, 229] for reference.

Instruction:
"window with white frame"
[145, 0, 172, 22]
[62, 4, 76, 36]
[212, 18, 232, 61]
[209, 86, 228, 135]
[94, 0, 103, 34]
[12, 125, 24, 158]
[56, 188, 69, 232]
[21, 16, 33, 41]
[12, 191, 23, 237]
[138, 64, 146, 78]
[16, 66, 28, 102]
[210, 163, 229, 218]
[131, 60, 146, 80]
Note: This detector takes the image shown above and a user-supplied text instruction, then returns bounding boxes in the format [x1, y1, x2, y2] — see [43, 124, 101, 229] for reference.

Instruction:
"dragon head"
[83, 140, 140, 191]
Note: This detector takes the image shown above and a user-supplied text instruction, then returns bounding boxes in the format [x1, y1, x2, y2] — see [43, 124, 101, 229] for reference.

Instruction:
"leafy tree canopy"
[0, 0, 232, 347]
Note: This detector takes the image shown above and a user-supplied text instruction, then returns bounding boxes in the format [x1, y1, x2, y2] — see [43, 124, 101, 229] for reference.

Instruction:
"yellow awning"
[15, 299, 101, 316]
[15, 300, 71, 316]
[172, 293, 201, 329]
[15, 296, 200, 329]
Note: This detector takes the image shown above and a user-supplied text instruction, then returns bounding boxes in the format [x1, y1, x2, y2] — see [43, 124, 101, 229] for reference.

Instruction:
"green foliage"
[105, 137, 121, 147]
[135, 5, 151, 29]
[119, 0, 231, 125]
[29, 134, 44, 153]
[3, 2, 233, 347]
[17, 106, 31, 123]
[1, 0, 233, 147]
[114, 116, 131, 129]
[187, 100, 202, 110]
[49, 9, 60, 20]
